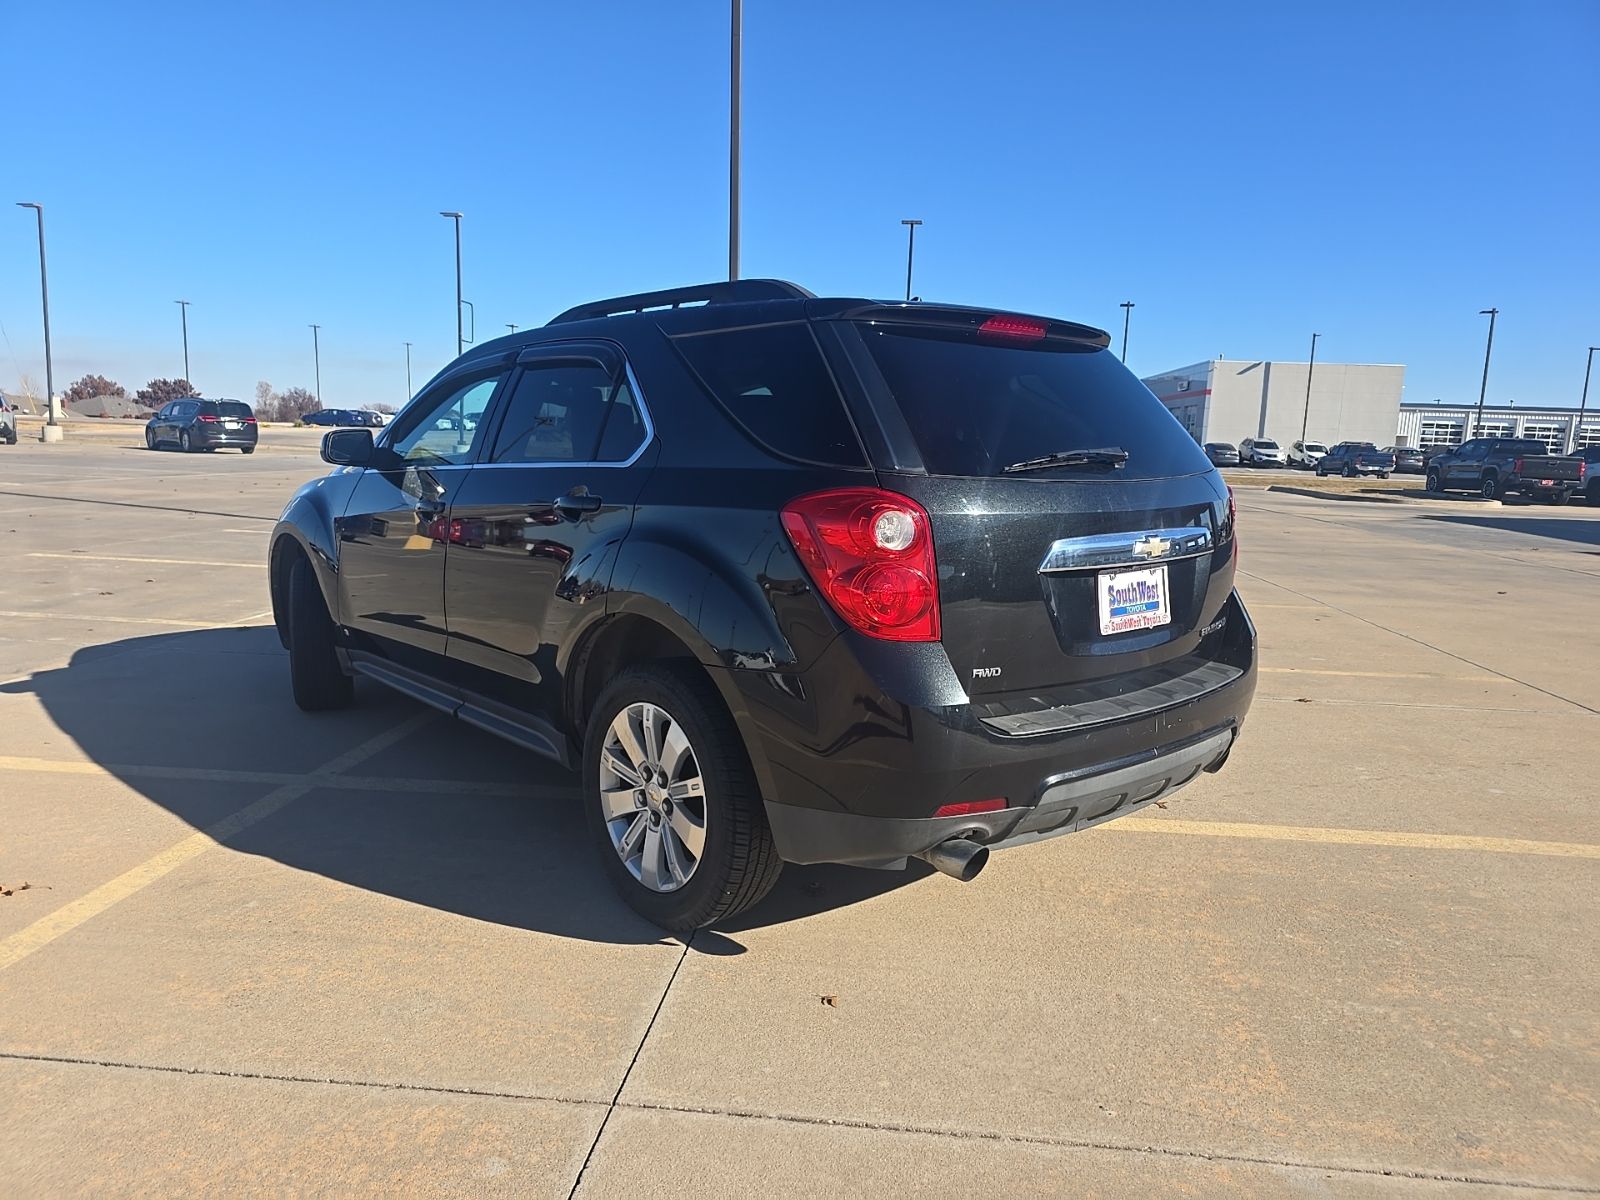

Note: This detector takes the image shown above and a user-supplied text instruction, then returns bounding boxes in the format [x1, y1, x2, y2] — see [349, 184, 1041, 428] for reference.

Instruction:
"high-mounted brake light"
[196, 413, 218, 422]
[780, 488, 940, 642]
[978, 315, 1048, 343]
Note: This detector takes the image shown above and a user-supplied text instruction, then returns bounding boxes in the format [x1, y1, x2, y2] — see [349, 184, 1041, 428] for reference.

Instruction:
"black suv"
[146, 398, 259, 453]
[269, 281, 1256, 930]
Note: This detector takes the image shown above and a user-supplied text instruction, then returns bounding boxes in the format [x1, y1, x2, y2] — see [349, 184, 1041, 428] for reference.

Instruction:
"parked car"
[1238, 437, 1287, 468]
[1425, 437, 1585, 502]
[0, 396, 16, 445]
[1572, 445, 1600, 505]
[1315, 442, 1395, 478]
[1203, 442, 1240, 466]
[303, 408, 383, 428]
[1383, 445, 1425, 474]
[145, 398, 258, 453]
[1287, 440, 1328, 470]
[269, 279, 1256, 931]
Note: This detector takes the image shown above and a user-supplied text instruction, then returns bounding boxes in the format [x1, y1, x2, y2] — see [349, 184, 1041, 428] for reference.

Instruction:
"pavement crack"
[567, 932, 694, 1199]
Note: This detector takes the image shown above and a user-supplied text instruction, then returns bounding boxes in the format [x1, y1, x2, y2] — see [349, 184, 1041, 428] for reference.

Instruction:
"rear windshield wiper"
[1002, 447, 1129, 474]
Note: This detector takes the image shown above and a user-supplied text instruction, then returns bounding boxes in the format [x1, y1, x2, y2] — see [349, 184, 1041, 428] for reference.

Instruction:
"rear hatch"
[1514, 453, 1584, 482]
[828, 305, 1237, 697]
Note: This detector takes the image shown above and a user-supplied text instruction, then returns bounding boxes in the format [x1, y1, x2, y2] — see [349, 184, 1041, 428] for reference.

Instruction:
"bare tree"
[278, 387, 321, 421]
[253, 380, 281, 422]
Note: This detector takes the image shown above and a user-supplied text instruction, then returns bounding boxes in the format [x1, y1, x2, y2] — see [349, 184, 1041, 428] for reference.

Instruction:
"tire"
[287, 554, 355, 712]
[1343, 463, 1355, 478]
[1550, 492, 1570, 507]
[145, 429, 156, 450]
[1379, 472, 1390, 480]
[584, 663, 782, 932]
[1426, 468, 1443, 493]
[1480, 474, 1500, 501]
[180, 430, 193, 453]
[1589, 481, 1600, 507]
[242, 446, 256, 455]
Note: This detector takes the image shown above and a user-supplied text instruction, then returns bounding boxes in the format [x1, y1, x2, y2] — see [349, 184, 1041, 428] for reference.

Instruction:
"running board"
[347, 652, 572, 768]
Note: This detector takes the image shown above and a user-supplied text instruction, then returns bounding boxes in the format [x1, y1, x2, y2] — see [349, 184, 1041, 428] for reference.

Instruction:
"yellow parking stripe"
[1107, 817, 1600, 860]
[0, 715, 435, 973]
[0, 754, 535, 797]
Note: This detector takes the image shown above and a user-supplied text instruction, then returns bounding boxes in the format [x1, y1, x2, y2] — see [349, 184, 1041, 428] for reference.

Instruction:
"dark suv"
[269, 281, 1256, 930]
[146, 398, 259, 453]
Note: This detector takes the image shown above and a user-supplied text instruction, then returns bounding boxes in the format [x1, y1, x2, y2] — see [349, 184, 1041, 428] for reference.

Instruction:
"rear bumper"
[726, 591, 1257, 868]
[194, 426, 259, 447]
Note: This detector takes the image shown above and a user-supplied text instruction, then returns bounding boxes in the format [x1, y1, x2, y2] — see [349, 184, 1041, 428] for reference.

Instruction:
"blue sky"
[3, 1, 1595, 409]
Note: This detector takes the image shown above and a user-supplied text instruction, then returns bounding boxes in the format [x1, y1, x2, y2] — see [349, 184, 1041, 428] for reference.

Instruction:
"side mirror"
[322, 427, 375, 466]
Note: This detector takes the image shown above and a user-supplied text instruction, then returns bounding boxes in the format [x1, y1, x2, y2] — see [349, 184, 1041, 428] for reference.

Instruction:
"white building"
[1141, 359, 1404, 448]
[1396, 402, 1599, 453]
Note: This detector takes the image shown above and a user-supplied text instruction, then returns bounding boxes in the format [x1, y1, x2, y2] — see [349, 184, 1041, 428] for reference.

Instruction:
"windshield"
[1304, 443, 1328, 453]
[854, 325, 1211, 479]
[1253, 440, 1279, 450]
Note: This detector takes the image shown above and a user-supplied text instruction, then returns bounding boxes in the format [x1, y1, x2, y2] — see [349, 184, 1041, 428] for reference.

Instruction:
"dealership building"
[1395, 402, 1600, 453]
[1141, 359, 1404, 448]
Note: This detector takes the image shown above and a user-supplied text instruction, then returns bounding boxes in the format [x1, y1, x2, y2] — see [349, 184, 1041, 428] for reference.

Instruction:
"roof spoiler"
[548, 279, 815, 325]
[832, 303, 1111, 349]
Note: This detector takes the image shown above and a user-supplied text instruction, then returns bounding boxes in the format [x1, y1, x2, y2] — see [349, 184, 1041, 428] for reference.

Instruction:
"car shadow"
[2, 627, 924, 954]
[1418, 512, 1600, 548]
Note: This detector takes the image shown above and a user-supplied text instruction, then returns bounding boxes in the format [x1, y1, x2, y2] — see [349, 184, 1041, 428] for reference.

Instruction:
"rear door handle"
[554, 490, 603, 515]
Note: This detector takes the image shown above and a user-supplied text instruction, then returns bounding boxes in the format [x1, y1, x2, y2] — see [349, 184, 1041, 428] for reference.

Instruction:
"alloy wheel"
[598, 701, 708, 893]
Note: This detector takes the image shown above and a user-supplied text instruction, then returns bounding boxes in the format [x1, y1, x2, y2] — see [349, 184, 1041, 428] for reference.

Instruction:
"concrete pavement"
[1, 435, 1596, 1196]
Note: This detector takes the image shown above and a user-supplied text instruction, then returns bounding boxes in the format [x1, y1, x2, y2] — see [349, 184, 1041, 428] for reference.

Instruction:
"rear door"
[335, 361, 511, 662]
[830, 307, 1235, 696]
[443, 343, 655, 716]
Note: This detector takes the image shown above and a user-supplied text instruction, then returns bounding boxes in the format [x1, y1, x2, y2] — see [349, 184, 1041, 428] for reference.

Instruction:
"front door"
[1446, 440, 1483, 485]
[335, 361, 511, 663]
[443, 343, 655, 717]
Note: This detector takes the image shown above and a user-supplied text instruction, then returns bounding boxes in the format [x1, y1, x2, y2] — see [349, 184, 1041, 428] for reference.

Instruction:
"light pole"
[1300, 332, 1320, 441]
[175, 300, 191, 384]
[404, 341, 413, 400]
[440, 211, 464, 356]
[729, 0, 742, 281]
[1574, 346, 1598, 453]
[1119, 301, 1135, 362]
[1474, 308, 1498, 438]
[900, 219, 923, 302]
[309, 324, 322, 407]
[506, 323, 518, 334]
[15, 202, 60, 439]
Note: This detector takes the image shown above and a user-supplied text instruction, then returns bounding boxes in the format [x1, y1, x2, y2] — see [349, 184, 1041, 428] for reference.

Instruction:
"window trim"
[377, 359, 514, 466]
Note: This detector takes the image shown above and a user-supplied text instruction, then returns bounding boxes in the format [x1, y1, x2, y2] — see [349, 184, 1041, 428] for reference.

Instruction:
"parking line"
[0, 753, 543, 798]
[1258, 667, 1511, 683]
[0, 714, 437, 973]
[1106, 817, 1600, 860]
[0, 610, 265, 629]
[26, 552, 267, 569]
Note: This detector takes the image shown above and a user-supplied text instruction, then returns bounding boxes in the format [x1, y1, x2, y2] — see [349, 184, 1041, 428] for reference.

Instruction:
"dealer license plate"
[224, 420, 241, 429]
[1097, 565, 1171, 636]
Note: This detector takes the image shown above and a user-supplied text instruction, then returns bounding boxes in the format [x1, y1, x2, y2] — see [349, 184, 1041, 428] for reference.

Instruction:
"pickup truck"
[1315, 442, 1395, 478]
[1425, 437, 1587, 503]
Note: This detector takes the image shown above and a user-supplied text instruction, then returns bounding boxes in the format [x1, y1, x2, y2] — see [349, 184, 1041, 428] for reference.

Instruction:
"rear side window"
[1500, 440, 1547, 456]
[856, 327, 1211, 479]
[671, 323, 865, 467]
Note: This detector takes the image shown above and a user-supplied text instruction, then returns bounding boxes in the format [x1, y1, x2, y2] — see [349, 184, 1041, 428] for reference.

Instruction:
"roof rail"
[547, 279, 815, 325]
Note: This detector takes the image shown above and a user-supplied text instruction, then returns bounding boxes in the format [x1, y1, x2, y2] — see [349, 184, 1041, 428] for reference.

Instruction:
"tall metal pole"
[404, 341, 413, 400]
[440, 211, 464, 356]
[1574, 346, 1598, 453]
[900, 219, 922, 301]
[506, 323, 518, 333]
[1119, 301, 1135, 363]
[1474, 308, 1498, 438]
[309, 324, 322, 407]
[16, 203, 59, 432]
[175, 300, 191, 384]
[728, 0, 742, 281]
[1300, 332, 1320, 441]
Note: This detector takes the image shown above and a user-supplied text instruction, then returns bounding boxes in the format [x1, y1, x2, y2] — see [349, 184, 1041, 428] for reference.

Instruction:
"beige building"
[1142, 359, 1405, 448]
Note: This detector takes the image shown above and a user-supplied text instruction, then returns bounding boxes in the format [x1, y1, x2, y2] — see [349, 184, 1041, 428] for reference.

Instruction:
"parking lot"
[1, 431, 1597, 1196]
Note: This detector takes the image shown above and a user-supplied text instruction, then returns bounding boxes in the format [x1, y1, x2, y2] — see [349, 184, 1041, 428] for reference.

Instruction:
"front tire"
[1426, 468, 1443, 493]
[145, 429, 156, 450]
[242, 446, 256, 455]
[1343, 463, 1356, 478]
[585, 664, 781, 931]
[287, 555, 355, 712]
[1480, 474, 1501, 501]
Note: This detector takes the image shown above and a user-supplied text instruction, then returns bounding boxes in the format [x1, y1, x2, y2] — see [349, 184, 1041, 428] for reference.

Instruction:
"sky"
[3, 1, 1596, 411]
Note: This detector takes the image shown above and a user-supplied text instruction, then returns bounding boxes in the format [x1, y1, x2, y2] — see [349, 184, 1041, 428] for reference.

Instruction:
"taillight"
[977, 315, 1047, 343]
[780, 488, 940, 642]
[1227, 485, 1239, 563]
[244, 417, 258, 425]
[1513, 457, 1524, 473]
[934, 798, 1007, 818]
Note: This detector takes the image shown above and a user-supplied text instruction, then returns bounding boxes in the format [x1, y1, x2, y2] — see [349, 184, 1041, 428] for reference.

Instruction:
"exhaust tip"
[917, 838, 989, 883]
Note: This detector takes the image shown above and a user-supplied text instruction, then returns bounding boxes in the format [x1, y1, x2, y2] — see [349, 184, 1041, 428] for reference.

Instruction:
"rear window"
[671, 323, 865, 467]
[201, 400, 253, 418]
[1501, 439, 1548, 456]
[857, 327, 1211, 478]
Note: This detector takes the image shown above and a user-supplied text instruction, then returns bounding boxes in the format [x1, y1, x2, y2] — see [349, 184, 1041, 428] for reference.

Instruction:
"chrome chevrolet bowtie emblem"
[1131, 535, 1172, 560]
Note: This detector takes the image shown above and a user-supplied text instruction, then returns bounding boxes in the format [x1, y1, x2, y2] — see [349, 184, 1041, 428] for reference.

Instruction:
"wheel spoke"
[599, 784, 641, 822]
[639, 823, 665, 891]
[601, 748, 642, 789]
[661, 821, 693, 886]
[640, 705, 664, 769]
[659, 720, 692, 779]
[612, 713, 649, 776]
[667, 803, 706, 860]
[667, 776, 704, 802]
[616, 812, 648, 861]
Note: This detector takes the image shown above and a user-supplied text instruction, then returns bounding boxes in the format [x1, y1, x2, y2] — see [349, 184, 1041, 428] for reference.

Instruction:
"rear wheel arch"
[570, 614, 705, 737]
